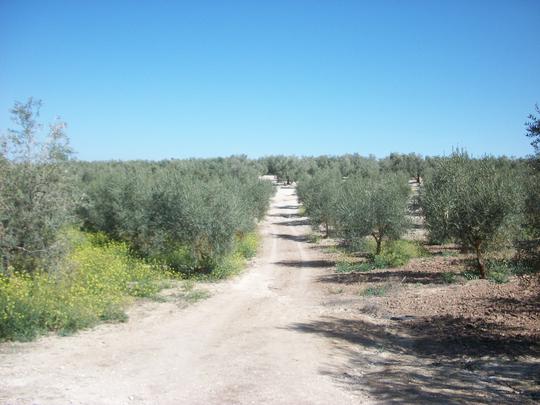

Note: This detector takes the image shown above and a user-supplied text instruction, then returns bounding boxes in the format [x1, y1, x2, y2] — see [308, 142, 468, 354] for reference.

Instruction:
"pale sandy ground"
[0, 186, 367, 405]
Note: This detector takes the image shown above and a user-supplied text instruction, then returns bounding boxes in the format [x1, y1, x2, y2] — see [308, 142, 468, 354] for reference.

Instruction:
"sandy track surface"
[0, 186, 364, 405]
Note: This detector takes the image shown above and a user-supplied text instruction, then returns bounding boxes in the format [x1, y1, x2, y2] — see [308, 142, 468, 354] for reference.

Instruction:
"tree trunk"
[1, 255, 10, 277]
[324, 222, 329, 238]
[373, 235, 382, 255]
[474, 242, 486, 279]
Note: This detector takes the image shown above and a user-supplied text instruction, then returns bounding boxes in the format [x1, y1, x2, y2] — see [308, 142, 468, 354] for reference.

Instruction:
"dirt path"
[0, 186, 365, 405]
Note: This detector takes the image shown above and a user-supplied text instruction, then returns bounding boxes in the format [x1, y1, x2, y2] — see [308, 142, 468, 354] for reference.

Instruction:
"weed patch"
[360, 284, 390, 297]
[0, 231, 174, 342]
[441, 272, 458, 284]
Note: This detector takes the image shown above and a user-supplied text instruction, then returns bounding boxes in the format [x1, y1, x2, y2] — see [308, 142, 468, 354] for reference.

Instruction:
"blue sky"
[1, 0, 539, 160]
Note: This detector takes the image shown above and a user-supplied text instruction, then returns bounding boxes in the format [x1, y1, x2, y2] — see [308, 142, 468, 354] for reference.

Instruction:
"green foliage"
[380, 152, 425, 182]
[173, 280, 211, 306]
[525, 103, 540, 156]
[235, 232, 259, 259]
[0, 231, 173, 341]
[336, 239, 426, 272]
[337, 173, 410, 254]
[460, 258, 535, 284]
[376, 240, 428, 267]
[307, 233, 321, 244]
[523, 168, 540, 239]
[336, 260, 376, 273]
[297, 169, 341, 237]
[360, 284, 390, 297]
[441, 272, 457, 284]
[421, 152, 522, 277]
[0, 98, 76, 273]
[76, 159, 274, 274]
[187, 232, 261, 281]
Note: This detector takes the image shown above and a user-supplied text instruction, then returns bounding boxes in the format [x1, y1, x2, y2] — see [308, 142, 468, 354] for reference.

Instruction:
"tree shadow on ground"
[274, 259, 335, 268]
[276, 204, 300, 209]
[268, 213, 301, 219]
[318, 270, 453, 285]
[271, 233, 307, 242]
[288, 316, 540, 403]
[274, 219, 311, 226]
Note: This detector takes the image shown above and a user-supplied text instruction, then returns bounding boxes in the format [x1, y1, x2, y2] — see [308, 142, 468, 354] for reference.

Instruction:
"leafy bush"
[235, 232, 259, 259]
[376, 240, 428, 267]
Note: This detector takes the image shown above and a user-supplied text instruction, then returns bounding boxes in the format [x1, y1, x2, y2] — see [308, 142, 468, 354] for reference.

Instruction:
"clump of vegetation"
[360, 284, 390, 297]
[335, 240, 426, 272]
[0, 98, 76, 274]
[421, 152, 522, 278]
[173, 280, 211, 307]
[0, 231, 173, 342]
[297, 169, 341, 237]
[337, 173, 410, 255]
[77, 160, 273, 276]
[461, 258, 536, 284]
[441, 272, 458, 284]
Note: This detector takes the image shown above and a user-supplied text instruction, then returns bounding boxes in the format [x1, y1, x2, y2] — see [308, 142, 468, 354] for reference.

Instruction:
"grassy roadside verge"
[0, 231, 261, 342]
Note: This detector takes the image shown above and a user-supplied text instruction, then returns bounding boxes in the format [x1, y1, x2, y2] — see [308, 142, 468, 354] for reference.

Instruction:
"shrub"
[235, 232, 259, 259]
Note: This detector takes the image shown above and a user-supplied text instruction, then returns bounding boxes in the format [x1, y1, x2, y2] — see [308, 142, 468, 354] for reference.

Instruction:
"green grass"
[360, 285, 390, 297]
[335, 261, 375, 273]
[334, 239, 428, 273]
[172, 280, 211, 306]
[441, 272, 458, 284]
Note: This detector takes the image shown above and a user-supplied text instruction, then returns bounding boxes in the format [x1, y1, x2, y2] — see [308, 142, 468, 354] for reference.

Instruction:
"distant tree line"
[291, 106, 540, 278]
[1, 98, 539, 279]
[0, 99, 274, 276]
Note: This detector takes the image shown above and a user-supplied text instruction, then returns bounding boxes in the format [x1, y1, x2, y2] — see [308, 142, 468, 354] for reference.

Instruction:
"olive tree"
[421, 152, 520, 278]
[297, 169, 341, 237]
[525, 104, 540, 157]
[337, 174, 410, 254]
[0, 98, 75, 273]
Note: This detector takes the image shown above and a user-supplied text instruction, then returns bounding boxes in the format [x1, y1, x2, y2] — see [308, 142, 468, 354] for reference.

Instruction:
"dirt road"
[0, 186, 365, 405]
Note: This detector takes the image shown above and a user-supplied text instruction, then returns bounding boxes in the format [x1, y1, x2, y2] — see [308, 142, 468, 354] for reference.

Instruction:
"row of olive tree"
[297, 169, 411, 253]
[298, 150, 536, 278]
[75, 158, 274, 273]
[0, 99, 274, 276]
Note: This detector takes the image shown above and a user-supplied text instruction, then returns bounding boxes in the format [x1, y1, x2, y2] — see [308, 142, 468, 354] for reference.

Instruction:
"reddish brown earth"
[316, 244, 540, 403]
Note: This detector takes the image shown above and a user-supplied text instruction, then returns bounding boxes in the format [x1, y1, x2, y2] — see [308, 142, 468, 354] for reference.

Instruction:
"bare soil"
[315, 244, 540, 403]
[1, 186, 538, 404]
